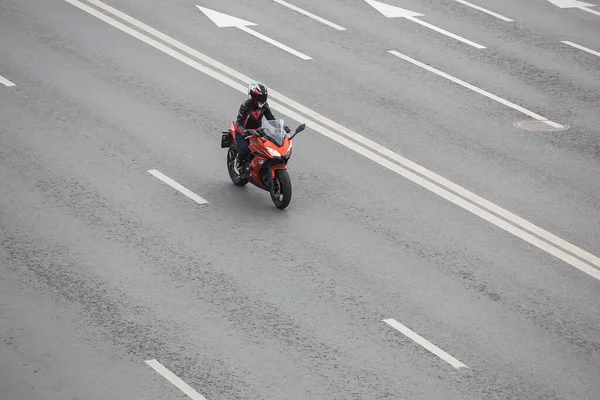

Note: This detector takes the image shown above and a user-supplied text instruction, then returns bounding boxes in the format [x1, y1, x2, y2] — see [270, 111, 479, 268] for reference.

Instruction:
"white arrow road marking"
[64, 0, 600, 284]
[562, 41, 600, 57]
[546, 0, 600, 16]
[272, 0, 346, 30]
[0, 74, 16, 87]
[364, 0, 486, 49]
[364, 0, 421, 17]
[581, 5, 600, 14]
[454, 0, 514, 21]
[388, 50, 563, 129]
[146, 360, 209, 400]
[148, 169, 209, 205]
[196, 6, 312, 60]
[546, 0, 596, 7]
[195, 6, 256, 27]
[383, 319, 468, 369]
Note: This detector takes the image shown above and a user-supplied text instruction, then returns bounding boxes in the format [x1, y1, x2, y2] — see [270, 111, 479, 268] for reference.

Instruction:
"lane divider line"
[407, 16, 486, 49]
[0, 74, 16, 87]
[454, 0, 514, 22]
[383, 318, 469, 369]
[148, 169, 209, 205]
[146, 359, 210, 400]
[237, 25, 312, 60]
[562, 41, 600, 58]
[272, 0, 346, 31]
[388, 50, 563, 129]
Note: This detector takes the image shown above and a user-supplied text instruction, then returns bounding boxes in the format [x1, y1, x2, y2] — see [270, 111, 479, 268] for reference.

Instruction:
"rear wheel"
[270, 169, 292, 209]
[227, 145, 248, 186]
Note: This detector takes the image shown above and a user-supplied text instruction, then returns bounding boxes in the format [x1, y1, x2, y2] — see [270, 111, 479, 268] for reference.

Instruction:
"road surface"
[1, 0, 599, 399]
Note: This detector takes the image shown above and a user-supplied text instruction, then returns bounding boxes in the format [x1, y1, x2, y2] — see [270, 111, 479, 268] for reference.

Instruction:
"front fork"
[268, 164, 287, 190]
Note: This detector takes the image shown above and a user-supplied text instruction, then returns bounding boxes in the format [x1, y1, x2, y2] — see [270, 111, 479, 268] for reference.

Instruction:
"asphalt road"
[1, 0, 599, 399]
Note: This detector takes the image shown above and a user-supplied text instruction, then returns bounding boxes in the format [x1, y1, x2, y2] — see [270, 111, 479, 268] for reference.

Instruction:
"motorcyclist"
[234, 82, 289, 176]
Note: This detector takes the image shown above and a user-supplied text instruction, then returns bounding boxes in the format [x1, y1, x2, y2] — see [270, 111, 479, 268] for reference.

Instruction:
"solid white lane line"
[454, 0, 514, 21]
[67, 0, 600, 281]
[265, 105, 600, 282]
[148, 169, 208, 205]
[407, 17, 486, 49]
[383, 319, 468, 369]
[146, 359, 209, 400]
[388, 50, 563, 128]
[237, 26, 312, 60]
[0, 75, 16, 87]
[272, 0, 346, 30]
[562, 41, 600, 57]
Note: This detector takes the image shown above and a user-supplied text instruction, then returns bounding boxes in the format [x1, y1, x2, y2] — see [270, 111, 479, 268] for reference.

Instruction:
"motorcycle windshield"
[261, 119, 287, 147]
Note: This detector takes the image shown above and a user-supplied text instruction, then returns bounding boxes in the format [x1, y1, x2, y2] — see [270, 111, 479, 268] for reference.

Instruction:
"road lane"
[1, 0, 600, 399]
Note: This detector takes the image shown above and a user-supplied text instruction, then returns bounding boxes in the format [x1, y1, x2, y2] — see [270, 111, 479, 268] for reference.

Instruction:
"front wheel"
[270, 169, 292, 209]
[227, 145, 248, 186]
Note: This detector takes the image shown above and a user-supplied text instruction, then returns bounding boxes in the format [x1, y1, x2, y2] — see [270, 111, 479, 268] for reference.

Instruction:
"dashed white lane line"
[388, 50, 563, 129]
[454, 0, 514, 21]
[383, 319, 469, 369]
[562, 41, 600, 58]
[0, 74, 16, 87]
[272, 0, 346, 30]
[148, 169, 209, 205]
[66, 0, 600, 283]
[146, 359, 209, 400]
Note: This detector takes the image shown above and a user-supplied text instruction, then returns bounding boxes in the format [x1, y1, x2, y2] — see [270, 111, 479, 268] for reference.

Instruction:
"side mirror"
[295, 123, 306, 134]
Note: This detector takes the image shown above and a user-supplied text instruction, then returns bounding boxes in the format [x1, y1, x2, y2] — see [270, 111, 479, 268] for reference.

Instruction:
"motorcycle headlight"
[267, 147, 281, 157]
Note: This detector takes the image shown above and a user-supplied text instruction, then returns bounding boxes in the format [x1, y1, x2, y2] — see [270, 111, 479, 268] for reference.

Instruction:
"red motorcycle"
[221, 119, 306, 209]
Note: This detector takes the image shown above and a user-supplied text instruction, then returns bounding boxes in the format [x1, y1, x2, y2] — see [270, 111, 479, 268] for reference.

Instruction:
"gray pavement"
[1, 0, 599, 399]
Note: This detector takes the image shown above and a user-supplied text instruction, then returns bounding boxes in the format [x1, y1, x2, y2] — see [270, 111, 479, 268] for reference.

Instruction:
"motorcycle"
[221, 118, 306, 209]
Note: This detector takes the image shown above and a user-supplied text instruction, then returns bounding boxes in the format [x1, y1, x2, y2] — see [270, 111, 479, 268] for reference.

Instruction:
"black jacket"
[235, 99, 275, 133]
